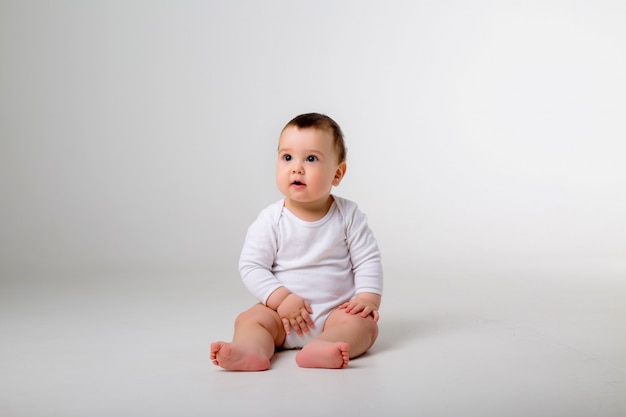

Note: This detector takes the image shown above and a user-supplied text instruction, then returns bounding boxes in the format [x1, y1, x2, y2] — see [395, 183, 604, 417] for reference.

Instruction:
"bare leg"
[296, 309, 378, 369]
[211, 304, 285, 371]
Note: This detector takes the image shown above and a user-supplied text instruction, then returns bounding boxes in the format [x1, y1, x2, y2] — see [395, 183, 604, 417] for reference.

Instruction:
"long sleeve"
[238, 208, 283, 304]
[340, 199, 384, 296]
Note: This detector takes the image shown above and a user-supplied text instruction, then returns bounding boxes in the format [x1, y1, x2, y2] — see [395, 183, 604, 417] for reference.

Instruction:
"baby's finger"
[301, 310, 315, 328]
[341, 302, 355, 312]
[371, 309, 380, 322]
[348, 303, 364, 315]
[359, 307, 379, 322]
[290, 318, 303, 335]
[295, 316, 309, 334]
[282, 318, 291, 335]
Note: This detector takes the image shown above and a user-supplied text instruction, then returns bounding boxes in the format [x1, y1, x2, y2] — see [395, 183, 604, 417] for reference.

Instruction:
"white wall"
[1, 0, 625, 278]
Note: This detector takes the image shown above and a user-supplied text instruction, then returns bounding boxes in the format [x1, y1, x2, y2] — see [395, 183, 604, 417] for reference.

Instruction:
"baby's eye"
[282, 154, 292, 161]
[306, 155, 318, 162]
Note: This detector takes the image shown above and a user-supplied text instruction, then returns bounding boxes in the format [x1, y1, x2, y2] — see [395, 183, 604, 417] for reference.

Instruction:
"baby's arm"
[341, 200, 383, 322]
[267, 287, 315, 336]
[339, 292, 381, 322]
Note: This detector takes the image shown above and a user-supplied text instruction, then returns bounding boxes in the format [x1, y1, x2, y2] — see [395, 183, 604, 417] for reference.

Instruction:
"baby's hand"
[277, 294, 315, 336]
[339, 298, 380, 322]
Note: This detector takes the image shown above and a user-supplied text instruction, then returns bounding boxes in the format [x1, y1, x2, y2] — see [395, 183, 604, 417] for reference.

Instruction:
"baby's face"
[276, 126, 346, 211]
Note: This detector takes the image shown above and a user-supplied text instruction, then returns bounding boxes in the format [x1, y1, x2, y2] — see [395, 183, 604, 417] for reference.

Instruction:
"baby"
[211, 113, 383, 370]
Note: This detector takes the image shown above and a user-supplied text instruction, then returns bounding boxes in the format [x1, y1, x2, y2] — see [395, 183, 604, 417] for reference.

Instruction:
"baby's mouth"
[292, 181, 305, 186]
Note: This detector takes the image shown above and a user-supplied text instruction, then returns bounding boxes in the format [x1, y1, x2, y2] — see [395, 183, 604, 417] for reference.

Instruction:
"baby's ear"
[332, 162, 347, 186]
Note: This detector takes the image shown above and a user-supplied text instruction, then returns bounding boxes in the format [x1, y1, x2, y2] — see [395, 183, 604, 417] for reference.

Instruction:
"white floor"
[1, 262, 625, 417]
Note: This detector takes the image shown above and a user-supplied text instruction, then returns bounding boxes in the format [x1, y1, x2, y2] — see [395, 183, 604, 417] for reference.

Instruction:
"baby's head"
[276, 113, 348, 215]
[282, 113, 347, 163]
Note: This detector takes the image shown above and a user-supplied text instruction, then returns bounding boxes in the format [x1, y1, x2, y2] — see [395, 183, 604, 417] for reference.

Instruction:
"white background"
[1, 2, 626, 416]
[2, 0, 624, 278]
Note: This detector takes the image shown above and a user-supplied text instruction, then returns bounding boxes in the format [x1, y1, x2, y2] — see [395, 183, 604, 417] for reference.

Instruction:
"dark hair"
[283, 113, 347, 163]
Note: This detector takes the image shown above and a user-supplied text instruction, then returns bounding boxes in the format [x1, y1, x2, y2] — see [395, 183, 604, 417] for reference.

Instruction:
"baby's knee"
[363, 316, 379, 340]
[234, 310, 254, 326]
[235, 304, 280, 328]
[346, 313, 378, 336]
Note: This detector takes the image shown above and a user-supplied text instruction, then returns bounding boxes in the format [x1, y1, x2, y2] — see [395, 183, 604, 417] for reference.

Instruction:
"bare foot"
[210, 341, 270, 371]
[295, 340, 350, 369]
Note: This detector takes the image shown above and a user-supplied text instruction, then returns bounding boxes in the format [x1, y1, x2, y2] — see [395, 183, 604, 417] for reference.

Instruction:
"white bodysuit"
[239, 195, 383, 349]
